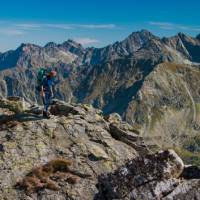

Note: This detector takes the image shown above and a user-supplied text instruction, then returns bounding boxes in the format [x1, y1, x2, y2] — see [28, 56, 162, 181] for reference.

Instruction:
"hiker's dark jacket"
[42, 76, 54, 94]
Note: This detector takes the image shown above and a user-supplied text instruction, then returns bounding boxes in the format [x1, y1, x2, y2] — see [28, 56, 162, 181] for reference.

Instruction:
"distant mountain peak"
[177, 32, 191, 40]
[118, 29, 158, 53]
[0, 29, 199, 72]
[44, 42, 58, 48]
[19, 43, 39, 48]
[139, 29, 152, 34]
[17, 43, 41, 52]
[62, 39, 82, 48]
[129, 29, 155, 37]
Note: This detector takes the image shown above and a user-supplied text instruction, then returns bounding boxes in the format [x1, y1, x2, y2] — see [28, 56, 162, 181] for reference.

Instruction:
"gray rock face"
[0, 98, 144, 199]
[95, 150, 200, 200]
[124, 62, 200, 164]
[177, 33, 200, 63]
[0, 40, 85, 71]
[1, 98, 200, 199]
[88, 30, 158, 65]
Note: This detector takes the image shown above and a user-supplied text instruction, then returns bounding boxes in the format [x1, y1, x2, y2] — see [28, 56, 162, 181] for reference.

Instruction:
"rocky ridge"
[0, 97, 200, 199]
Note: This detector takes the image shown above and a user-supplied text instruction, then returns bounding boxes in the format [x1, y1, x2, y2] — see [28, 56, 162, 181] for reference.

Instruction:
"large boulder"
[0, 97, 30, 114]
[95, 150, 200, 200]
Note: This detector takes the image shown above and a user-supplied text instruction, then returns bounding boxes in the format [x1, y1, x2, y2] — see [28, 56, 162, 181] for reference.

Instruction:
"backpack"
[36, 68, 47, 91]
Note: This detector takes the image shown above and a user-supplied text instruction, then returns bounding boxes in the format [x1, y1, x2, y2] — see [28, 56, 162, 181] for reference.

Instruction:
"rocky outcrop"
[96, 150, 200, 200]
[0, 98, 145, 200]
[1, 98, 200, 199]
[0, 96, 30, 113]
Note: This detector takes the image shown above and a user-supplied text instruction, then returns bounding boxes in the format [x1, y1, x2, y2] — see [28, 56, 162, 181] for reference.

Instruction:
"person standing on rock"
[40, 70, 57, 118]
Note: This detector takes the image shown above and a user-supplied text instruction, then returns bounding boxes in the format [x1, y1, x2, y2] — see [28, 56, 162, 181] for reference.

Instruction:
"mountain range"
[1, 30, 200, 70]
[0, 30, 200, 162]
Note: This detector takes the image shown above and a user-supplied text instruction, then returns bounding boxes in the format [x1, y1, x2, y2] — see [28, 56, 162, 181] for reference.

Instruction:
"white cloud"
[0, 29, 25, 36]
[159, 26, 174, 30]
[76, 24, 116, 29]
[74, 37, 100, 45]
[149, 21, 200, 32]
[190, 28, 200, 31]
[45, 24, 73, 30]
[45, 23, 116, 30]
[14, 23, 72, 30]
[15, 23, 42, 30]
[14, 22, 116, 30]
[149, 22, 174, 27]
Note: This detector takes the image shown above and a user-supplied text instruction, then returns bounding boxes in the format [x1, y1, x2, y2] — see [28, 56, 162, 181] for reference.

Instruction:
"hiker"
[40, 70, 57, 118]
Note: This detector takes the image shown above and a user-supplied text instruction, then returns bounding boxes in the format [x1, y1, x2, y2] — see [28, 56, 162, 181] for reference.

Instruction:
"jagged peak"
[17, 43, 41, 52]
[44, 42, 58, 48]
[115, 29, 160, 53]
[122, 29, 160, 47]
[162, 35, 185, 45]
[177, 32, 192, 40]
[140, 37, 164, 51]
[128, 29, 157, 39]
[19, 43, 40, 48]
[197, 33, 200, 40]
[62, 39, 83, 48]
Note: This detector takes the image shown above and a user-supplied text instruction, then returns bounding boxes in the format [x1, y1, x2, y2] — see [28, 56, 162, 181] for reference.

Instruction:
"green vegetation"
[149, 108, 163, 131]
[175, 147, 200, 166]
[183, 136, 200, 153]
[195, 103, 200, 114]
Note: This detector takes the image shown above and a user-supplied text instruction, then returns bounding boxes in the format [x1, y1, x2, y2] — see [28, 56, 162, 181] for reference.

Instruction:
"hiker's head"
[49, 70, 57, 77]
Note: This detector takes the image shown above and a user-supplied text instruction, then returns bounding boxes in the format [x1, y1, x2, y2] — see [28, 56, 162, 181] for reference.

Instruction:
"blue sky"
[0, 0, 199, 52]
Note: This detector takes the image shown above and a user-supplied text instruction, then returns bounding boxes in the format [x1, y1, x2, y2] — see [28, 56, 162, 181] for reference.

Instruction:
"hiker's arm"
[50, 86, 54, 98]
[41, 86, 45, 97]
[50, 80, 56, 98]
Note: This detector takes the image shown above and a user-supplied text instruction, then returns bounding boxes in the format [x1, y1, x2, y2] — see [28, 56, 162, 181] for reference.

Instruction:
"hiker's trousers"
[43, 92, 52, 112]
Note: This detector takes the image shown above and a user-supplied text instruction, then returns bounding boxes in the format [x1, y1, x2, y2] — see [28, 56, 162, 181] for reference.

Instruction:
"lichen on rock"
[0, 98, 200, 200]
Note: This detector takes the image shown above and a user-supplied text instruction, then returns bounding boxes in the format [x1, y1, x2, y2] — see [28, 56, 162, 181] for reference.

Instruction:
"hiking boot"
[43, 110, 47, 117]
[43, 111, 51, 119]
[46, 111, 51, 119]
